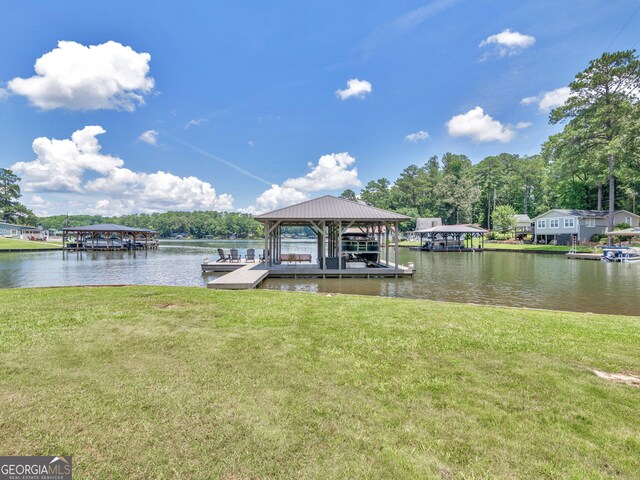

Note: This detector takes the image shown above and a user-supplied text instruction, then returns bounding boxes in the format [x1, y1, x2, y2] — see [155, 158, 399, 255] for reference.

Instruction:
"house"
[408, 218, 442, 241]
[0, 221, 45, 240]
[532, 209, 640, 244]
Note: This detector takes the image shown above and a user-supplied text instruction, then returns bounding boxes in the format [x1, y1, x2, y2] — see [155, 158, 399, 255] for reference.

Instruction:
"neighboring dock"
[207, 263, 269, 290]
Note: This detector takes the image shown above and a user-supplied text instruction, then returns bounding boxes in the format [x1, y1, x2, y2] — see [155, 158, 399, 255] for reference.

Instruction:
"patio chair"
[217, 248, 229, 262]
[245, 248, 256, 262]
[229, 248, 241, 262]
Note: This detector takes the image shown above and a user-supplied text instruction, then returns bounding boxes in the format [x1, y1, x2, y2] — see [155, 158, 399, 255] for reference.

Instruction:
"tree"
[550, 50, 640, 233]
[339, 189, 357, 201]
[0, 168, 37, 225]
[491, 205, 518, 233]
[359, 178, 392, 209]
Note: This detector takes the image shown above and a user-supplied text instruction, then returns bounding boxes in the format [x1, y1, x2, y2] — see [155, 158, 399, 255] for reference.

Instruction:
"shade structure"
[62, 224, 159, 251]
[414, 224, 487, 251]
[606, 227, 640, 236]
[254, 195, 410, 271]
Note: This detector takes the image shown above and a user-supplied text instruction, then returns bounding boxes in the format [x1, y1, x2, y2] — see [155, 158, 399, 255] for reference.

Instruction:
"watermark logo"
[0, 456, 72, 480]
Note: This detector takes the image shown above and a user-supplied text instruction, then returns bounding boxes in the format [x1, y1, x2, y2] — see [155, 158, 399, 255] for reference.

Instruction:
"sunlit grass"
[1, 287, 639, 478]
[0, 238, 62, 250]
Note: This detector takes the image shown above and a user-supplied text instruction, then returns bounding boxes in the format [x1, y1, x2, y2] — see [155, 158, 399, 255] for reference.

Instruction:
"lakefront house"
[0, 221, 45, 240]
[532, 209, 640, 244]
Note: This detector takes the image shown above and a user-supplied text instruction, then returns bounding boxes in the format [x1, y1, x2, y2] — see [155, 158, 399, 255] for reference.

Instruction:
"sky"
[0, 0, 639, 216]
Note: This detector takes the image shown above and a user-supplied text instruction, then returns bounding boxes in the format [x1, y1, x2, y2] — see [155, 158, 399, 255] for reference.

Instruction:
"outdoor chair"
[217, 248, 229, 262]
[229, 248, 241, 262]
[245, 248, 256, 262]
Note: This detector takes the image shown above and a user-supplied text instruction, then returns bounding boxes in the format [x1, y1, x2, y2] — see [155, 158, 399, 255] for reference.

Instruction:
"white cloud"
[0, 87, 8, 100]
[515, 121, 532, 129]
[521, 87, 571, 111]
[185, 118, 207, 129]
[11, 126, 233, 214]
[479, 29, 535, 57]
[248, 140, 255, 148]
[336, 79, 372, 100]
[139, 129, 158, 145]
[245, 152, 361, 214]
[405, 130, 430, 142]
[7, 40, 154, 111]
[446, 106, 516, 143]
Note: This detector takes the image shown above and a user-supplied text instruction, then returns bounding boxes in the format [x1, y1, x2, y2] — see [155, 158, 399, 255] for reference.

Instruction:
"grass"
[0, 237, 62, 250]
[399, 239, 594, 252]
[1, 287, 639, 479]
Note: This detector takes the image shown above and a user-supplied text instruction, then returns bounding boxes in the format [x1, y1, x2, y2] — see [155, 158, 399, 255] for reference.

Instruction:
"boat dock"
[566, 252, 603, 261]
[207, 263, 269, 290]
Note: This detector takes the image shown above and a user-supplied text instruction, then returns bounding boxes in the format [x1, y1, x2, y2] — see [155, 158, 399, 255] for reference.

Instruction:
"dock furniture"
[229, 248, 241, 262]
[279, 253, 312, 264]
[245, 248, 256, 262]
[217, 248, 229, 262]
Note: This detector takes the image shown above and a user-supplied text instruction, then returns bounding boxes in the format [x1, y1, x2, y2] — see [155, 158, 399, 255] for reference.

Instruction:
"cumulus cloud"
[0, 87, 8, 100]
[7, 40, 154, 111]
[336, 79, 372, 100]
[446, 107, 518, 143]
[479, 29, 535, 57]
[405, 130, 430, 142]
[11, 126, 233, 214]
[245, 152, 361, 214]
[521, 86, 571, 111]
[139, 129, 158, 145]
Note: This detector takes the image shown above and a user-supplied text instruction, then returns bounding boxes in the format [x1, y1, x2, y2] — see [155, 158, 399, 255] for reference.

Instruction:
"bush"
[591, 233, 606, 242]
[615, 222, 631, 230]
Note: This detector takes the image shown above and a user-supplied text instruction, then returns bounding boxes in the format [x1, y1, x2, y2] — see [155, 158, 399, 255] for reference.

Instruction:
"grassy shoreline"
[1, 286, 639, 478]
[399, 240, 595, 253]
[0, 238, 62, 251]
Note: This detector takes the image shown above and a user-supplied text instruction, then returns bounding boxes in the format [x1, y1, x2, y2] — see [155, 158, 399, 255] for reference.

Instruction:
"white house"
[532, 209, 640, 244]
[408, 218, 442, 241]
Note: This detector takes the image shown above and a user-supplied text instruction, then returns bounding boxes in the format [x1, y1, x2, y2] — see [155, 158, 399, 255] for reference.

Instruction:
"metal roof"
[0, 221, 40, 230]
[254, 195, 410, 221]
[606, 227, 640, 236]
[62, 223, 157, 233]
[414, 224, 488, 234]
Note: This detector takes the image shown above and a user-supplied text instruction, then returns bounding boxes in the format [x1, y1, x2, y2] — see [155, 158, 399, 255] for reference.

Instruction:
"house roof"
[62, 223, 157, 233]
[254, 195, 410, 222]
[415, 217, 442, 230]
[532, 209, 639, 221]
[514, 214, 531, 223]
[414, 224, 488, 234]
[606, 227, 640, 236]
[0, 221, 40, 230]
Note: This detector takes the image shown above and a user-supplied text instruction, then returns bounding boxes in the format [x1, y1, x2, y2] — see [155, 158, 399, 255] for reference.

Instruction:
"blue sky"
[0, 0, 639, 215]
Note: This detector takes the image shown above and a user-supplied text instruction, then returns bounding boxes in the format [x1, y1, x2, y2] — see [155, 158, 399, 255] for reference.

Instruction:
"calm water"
[1, 239, 638, 316]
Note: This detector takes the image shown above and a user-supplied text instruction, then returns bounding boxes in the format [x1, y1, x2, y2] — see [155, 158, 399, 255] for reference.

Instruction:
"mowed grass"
[0, 238, 61, 250]
[1, 287, 639, 479]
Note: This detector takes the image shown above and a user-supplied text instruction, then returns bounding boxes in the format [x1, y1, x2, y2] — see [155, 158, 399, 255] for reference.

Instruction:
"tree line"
[342, 50, 640, 231]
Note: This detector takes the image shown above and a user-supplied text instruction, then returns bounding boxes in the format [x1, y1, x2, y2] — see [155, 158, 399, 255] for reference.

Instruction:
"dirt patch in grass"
[153, 303, 184, 309]
[593, 369, 640, 387]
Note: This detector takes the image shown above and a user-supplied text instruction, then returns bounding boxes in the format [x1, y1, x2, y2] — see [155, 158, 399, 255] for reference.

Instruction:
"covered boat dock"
[62, 224, 159, 251]
[413, 224, 487, 251]
[208, 196, 414, 289]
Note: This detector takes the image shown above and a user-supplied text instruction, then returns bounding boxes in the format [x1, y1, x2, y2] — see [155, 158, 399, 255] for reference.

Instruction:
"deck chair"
[217, 248, 229, 262]
[245, 248, 256, 262]
[229, 248, 241, 262]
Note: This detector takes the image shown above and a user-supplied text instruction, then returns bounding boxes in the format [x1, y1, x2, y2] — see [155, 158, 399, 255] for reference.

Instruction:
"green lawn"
[1, 287, 639, 479]
[399, 239, 594, 253]
[0, 237, 62, 250]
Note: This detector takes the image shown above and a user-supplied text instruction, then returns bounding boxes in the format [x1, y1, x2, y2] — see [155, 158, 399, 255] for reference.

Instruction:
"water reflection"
[1, 240, 638, 316]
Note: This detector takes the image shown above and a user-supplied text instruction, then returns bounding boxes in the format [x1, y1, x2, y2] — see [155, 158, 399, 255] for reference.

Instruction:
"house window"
[586, 219, 595, 227]
[625, 216, 632, 226]
[564, 218, 575, 228]
[549, 219, 559, 228]
[537, 220, 546, 229]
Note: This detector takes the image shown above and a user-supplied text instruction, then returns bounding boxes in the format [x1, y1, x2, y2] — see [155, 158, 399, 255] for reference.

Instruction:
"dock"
[566, 252, 603, 261]
[201, 259, 256, 272]
[207, 263, 269, 290]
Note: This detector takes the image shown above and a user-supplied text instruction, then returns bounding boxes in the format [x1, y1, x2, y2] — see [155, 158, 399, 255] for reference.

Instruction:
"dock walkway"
[207, 263, 269, 290]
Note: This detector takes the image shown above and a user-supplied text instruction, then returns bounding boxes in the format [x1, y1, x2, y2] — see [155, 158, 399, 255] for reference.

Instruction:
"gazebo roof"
[414, 224, 488, 234]
[606, 227, 640, 236]
[62, 223, 157, 234]
[254, 195, 410, 222]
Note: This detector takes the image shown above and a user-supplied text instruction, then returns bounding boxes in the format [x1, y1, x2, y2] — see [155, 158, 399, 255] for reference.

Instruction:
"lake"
[1, 239, 638, 316]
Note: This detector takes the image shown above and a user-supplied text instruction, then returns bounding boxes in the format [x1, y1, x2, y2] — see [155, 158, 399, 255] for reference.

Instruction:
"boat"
[600, 246, 640, 262]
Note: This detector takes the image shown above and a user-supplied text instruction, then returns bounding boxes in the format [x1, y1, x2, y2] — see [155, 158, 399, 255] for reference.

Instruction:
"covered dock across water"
[413, 224, 487, 251]
[63, 224, 159, 251]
